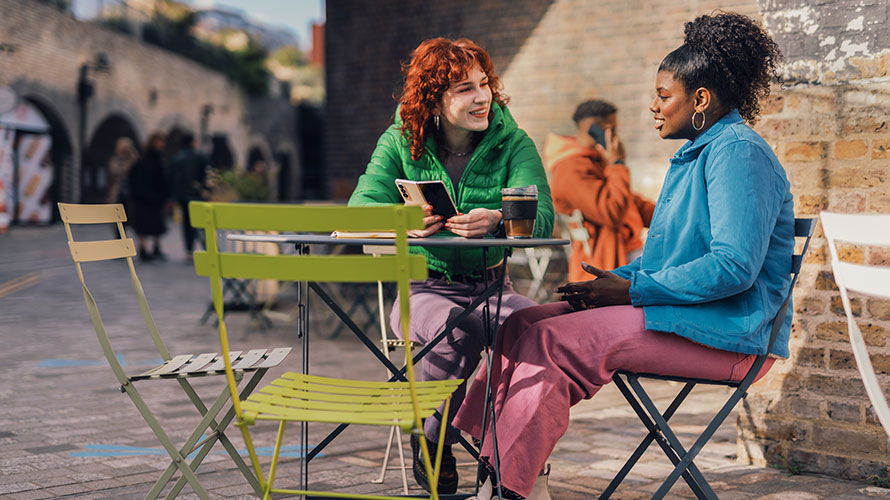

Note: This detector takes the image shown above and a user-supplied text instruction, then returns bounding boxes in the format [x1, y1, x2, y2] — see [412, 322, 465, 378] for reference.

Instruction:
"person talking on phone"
[348, 37, 553, 494]
[543, 100, 655, 281]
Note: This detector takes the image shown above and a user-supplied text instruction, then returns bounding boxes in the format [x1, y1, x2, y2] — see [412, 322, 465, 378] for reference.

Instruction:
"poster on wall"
[0, 101, 54, 227]
[0, 126, 13, 233]
[16, 134, 53, 223]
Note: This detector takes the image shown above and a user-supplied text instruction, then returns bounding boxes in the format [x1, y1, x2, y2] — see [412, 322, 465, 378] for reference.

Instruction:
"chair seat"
[132, 348, 291, 381]
[615, 369, 743, 388]
[240, 372, 462, 429]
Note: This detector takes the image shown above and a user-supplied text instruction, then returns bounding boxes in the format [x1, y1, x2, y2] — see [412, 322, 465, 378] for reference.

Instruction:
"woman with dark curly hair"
[348, 37, 554, 494]
[453, 13, 793, 499]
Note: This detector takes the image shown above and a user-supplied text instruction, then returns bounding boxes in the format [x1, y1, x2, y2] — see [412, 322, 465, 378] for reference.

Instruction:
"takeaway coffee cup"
[501, 186, 538, 239]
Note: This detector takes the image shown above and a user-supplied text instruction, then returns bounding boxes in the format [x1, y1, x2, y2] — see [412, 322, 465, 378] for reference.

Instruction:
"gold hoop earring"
[434, 115, 440, 130]
[692, 111, 706, 131]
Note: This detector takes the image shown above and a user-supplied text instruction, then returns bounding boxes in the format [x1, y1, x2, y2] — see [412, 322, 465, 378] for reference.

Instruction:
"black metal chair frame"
[599, 217, 815, 500]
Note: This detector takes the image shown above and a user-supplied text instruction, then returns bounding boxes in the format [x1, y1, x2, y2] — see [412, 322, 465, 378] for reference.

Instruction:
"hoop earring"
[434, 115, 440, 130]
[692, 111, 706, 131]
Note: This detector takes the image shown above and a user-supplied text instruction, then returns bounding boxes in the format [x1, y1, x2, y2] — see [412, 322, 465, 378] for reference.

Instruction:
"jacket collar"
[672, 109, 743, 160]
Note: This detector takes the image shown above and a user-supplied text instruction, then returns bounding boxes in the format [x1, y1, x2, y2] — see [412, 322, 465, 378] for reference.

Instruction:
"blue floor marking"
[71, 444, 322, 458]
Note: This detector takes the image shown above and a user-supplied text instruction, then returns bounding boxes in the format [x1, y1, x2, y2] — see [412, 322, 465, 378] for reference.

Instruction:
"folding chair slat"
[279, 371, 462, 390]
[820, 212, 890, 246]
[179, 353, 219, 374]
[248, 391, 450, 413]
[195, 252, 429, 283]
[231, 349, 267, 369]
[68, 239, 137, 262]
[833, 261, 890, 299]
[203, 351, 243, 372]
[254, 347, 292, 368]
[139, 354, 194, 377]
[58, 202, 127, 223]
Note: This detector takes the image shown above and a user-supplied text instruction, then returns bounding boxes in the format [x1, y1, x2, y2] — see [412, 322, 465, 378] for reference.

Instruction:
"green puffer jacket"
[348, 102, 554, 277]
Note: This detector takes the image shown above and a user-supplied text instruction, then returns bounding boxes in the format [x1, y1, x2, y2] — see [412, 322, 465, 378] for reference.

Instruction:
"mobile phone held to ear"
[587, 122, 607, 148]
[394, 179, 459, 218]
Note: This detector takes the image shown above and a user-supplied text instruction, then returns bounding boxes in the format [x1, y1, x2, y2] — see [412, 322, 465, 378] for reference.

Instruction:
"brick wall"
[737, 0, 890, 481]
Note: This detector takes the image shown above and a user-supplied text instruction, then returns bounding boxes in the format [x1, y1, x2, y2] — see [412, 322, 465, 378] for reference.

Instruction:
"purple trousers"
[452, 302, 775, 497]
[391, 275, 537, 444]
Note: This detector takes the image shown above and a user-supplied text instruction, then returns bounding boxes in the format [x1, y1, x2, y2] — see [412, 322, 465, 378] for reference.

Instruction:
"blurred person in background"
[128, 131, 169, 262]
[543, 100, 655, 281]
[169, 132, 209, 261]
[106, 137, 138, 209]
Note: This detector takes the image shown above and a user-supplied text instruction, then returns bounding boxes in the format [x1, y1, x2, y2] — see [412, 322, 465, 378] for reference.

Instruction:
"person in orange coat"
[544, 100, 655, 281]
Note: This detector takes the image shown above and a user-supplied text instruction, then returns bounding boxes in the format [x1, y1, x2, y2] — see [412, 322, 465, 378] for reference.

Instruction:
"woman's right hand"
[407, 204, 445, 237]
[555, 263, 632, 310]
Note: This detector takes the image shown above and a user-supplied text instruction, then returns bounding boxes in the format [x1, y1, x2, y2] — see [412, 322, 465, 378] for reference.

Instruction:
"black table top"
[227, 233, 569, 249]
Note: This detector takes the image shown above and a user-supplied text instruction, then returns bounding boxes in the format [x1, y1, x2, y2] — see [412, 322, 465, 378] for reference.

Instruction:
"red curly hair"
[398, 38, 508, 161]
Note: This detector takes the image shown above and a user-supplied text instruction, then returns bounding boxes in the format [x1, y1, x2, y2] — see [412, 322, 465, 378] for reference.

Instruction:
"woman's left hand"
[555, 263, 632, 310]
[445, 208, 502, 238]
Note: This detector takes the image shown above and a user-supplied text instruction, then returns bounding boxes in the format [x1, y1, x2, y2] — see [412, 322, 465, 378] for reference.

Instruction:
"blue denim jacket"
[612, 110, 795, 357]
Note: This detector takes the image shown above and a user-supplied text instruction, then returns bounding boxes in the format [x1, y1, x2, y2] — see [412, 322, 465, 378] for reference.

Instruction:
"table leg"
[477, 246, 508, 500]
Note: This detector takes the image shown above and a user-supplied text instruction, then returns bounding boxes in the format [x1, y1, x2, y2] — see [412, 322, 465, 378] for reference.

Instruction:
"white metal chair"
[820, 211, 890, 441]
[559, 209, 592, 256]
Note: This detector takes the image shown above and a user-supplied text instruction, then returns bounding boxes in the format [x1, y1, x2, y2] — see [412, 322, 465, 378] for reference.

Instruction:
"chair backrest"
[820, 211, 890, 439]
[57, 203, 171, 386]
[189, 202, 428, 418]
[732, 217, 815, 389]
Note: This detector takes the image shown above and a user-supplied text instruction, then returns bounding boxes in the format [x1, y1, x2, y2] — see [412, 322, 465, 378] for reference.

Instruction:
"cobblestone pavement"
[2, 222, 889, 499]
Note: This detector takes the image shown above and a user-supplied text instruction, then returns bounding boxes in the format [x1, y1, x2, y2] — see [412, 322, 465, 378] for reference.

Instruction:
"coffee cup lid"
[501, 185, 537, 196]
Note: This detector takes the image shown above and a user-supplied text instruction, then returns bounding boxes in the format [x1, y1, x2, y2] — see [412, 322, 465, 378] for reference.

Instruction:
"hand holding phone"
[587, 122, 607, 148]
[395, 179, 458, 218]
[588, 123, 625, 165]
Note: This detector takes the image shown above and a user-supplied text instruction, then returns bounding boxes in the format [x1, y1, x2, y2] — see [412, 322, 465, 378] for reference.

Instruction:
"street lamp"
[76, 52, 111, 202]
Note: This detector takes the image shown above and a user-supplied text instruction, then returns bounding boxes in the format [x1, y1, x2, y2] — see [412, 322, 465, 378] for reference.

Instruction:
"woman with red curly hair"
[349, 37, 553, 494]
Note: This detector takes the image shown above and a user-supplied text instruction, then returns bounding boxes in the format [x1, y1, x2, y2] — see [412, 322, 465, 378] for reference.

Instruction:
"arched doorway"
[210, 134, 234, 171]
[0, 97, 73, 228]
[83, 114, 139, 204]
[276, 150, 291, 201]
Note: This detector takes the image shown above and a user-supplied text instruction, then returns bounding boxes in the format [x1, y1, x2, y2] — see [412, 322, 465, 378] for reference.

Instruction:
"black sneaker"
[139, 248, 153, 262]
[411, 434, 457, 494]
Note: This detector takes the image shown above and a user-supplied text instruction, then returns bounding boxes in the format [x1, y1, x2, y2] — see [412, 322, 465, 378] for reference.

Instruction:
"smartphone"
[587, 122, 607, 148]
[394, 179, 458, 218]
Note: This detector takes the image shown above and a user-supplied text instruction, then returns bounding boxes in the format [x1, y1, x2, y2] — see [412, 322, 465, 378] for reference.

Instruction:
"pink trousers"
[452, 302, 774, 497]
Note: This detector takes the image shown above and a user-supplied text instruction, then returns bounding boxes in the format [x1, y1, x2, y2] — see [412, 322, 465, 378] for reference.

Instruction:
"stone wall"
[0, 0, 300, 205]
[326, 0, 890, 484]
[737, 0, 890, 481]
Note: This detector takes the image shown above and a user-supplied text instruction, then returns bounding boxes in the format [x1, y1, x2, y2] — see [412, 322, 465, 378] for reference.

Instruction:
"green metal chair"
[189, 201, 462, 500]
[59, 202, 291, 499]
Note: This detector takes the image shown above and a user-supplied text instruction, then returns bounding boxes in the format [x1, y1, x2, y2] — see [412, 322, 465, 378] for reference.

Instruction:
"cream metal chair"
[190, 201, 461, 499]
[58, 202, 291, 499]
[821, 211, 890, 441]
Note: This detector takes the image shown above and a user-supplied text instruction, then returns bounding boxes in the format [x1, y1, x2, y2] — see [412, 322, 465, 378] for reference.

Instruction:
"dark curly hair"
[398, 38, 508, 161]
[658, 12, 781, 123]
[572, 100, 617, 124]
